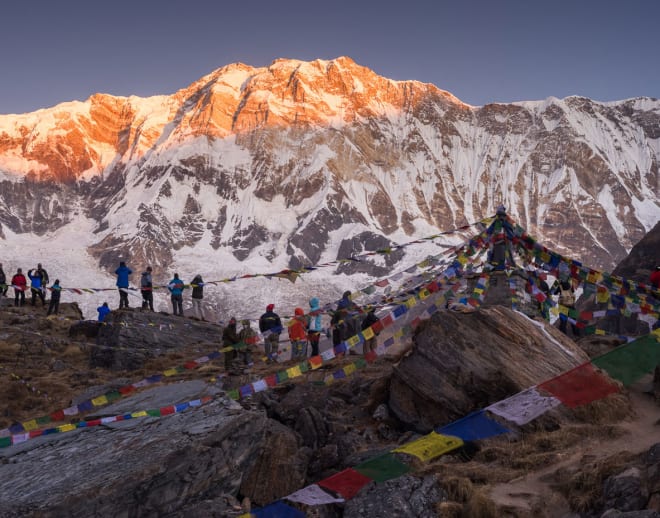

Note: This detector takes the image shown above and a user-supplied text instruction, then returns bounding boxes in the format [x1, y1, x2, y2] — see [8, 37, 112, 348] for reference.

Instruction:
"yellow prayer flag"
[595, 329, 606, 335]
[393, 432, 463, 461]
[163, 369, 179, 377]
[57, 424, 76, 433]
[405, 297, 417, 308]
[559, 306, 569, 316]
[596, 290, 610, 304]
[131, 410, 148, 418]
[22, 420, 38, 431]
[343, 364, 356, 376]
[92, 395, 108, 407]
[347, 335, 360, 347]
[362, 327, 375, 340]
[419, 288, 430, 300]
[286, 365, 302, 378]
[652, 328, 660, 340]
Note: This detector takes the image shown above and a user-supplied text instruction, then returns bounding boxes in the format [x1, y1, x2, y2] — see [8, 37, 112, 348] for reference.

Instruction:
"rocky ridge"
[1, 297, 659, 517]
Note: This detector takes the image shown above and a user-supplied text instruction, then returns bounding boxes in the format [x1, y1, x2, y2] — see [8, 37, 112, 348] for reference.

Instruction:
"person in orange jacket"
[288, 307, 308, 360]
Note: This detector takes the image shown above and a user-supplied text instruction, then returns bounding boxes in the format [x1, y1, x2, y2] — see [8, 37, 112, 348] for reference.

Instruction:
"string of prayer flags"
[537, 362, 620, 408]
[318, 468, 373, 499]
[393, 432, 464, 461]
[436, 410, 510, 441]
[591, 334, 660, 386]
[354, 453, 411, 483]
[285, 484, 345, 505]
[486, 387, 562, 426]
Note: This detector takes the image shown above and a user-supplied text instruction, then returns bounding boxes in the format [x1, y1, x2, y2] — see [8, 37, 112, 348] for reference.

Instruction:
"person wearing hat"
[288, 307, 308, 360]
[140, 266, 154, 311]
[190, 274, 205, 320]
[650, 266, 660, 291]
[259, 303, 282, 363]
[238, 319, 256, 369]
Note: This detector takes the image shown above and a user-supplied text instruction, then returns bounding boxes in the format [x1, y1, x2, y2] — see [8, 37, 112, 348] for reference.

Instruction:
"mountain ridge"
[0, 56, 658, 283]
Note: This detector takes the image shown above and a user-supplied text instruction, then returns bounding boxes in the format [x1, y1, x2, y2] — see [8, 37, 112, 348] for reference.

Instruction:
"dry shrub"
[61, 344, 85, 359]
[570, 392, 632, 424]
[461, 489, 500, 518]
[429, 461, 519, 485]
[441, 476, 474, 503]
[552, 451, 637, 513]
[437, 501, 463, 518]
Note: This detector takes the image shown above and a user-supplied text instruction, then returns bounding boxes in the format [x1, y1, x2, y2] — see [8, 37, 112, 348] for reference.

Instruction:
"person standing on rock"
[222, 317, 240, 373]
[0, 263, 7, 297]
[47, 279, 62, 316]
[554, 278, 580, 337]
[259, 303, 282, 363]
[307, 297, 323, 357]
[190, 274, 205, 321]
[11, 268, 27, 307]
[361, 307, 380, 355]
[27, 267, 46, 306]
[288, 307, 308, 360]
[36, 263, 49, 290]
[167, 273, 185, 316]
[97, 302, 111, 322]
[238, 319, 256, 370]
[115, 261, 133, 309]
[331, 291, 359, 347]
[140, 266, 154, 311]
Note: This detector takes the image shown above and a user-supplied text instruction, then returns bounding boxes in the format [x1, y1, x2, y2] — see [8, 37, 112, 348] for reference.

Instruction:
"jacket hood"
[294, 307, 305, 316]
[309, 297, 320, 309]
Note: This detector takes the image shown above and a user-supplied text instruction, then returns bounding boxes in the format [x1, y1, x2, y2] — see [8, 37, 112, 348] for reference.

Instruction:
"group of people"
[0, 262, 62, 316]
[110, 261, 207, 320]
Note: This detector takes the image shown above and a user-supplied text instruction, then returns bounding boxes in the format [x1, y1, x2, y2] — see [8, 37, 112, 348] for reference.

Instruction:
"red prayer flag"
[371, 320, 384, 334]
[364, 350, 377, 363]
[49, 410, 65, 422]
[184, 361, 198, 369]
[538, 362, 619, 408]
[160, 406, 175, 416]
[118, 385, 135, 395]
[265, 375, 277, 387]
[318, 468, 372, 499]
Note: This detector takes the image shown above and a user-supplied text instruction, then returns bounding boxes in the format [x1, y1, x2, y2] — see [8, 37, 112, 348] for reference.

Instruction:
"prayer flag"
[318, 468, 373, 499]
[286, 484, 345, 505]
[252, 501, 305, 517]
[592, 334, 660, 386]
[92, 395, 108, 407]
[486, 387, 561, 425]
[354, 453, 411, 482]
[393, 432, 463, 461]
[436, 410, 510, 441]
[537, 362, 620, 408]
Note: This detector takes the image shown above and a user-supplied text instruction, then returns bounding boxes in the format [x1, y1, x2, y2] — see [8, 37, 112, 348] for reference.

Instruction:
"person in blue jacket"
[97, 302, 111, 322]
[115, 261, 132, 309]
[167, 273, 185, 316]
[27, 267, 46, 306]
[307, 297, 323, 356]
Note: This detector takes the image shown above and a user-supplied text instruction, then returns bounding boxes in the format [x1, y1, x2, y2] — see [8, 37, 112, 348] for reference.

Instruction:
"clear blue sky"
[1, 0, 658, 114]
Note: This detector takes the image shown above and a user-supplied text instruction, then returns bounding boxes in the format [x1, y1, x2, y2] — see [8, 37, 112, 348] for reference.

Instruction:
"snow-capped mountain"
[0, 56, 658, 293]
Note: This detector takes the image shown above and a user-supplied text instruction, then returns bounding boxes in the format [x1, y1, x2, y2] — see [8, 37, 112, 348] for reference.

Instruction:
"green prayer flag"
[36, 415, 51, 425]
[106, 390, 121, 402]
[0, 436, 11, 448]
[354, 453, 410, 483]
[227, 389, 240, 400]
[592, 335, 660, 386]
[147, 409, 161, 417]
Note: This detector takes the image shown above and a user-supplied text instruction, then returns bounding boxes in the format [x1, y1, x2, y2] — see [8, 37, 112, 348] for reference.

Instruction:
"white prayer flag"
[286, 484, 345, 505]
[486, 387, 561, 426]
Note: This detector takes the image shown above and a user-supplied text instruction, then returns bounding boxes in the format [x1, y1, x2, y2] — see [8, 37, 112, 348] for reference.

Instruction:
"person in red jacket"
[11, 268, 27, 307]
[650, 266, 660, 291]
[288, 307, 308, 360]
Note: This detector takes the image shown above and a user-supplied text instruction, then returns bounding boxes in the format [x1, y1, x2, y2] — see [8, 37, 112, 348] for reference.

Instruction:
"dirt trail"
[489, 388, 660, 516]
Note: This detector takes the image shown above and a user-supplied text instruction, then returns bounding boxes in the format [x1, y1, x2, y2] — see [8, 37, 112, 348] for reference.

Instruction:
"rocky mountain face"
[0, 56, 658, 276]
